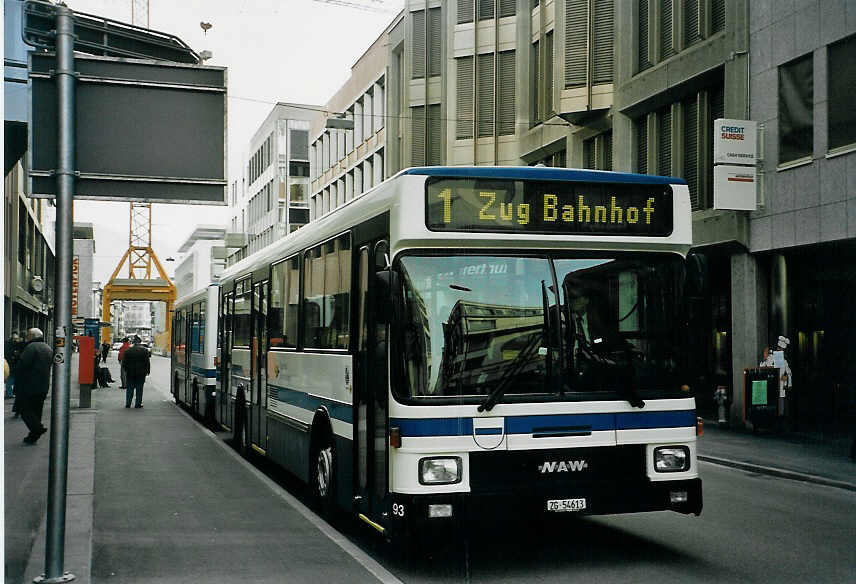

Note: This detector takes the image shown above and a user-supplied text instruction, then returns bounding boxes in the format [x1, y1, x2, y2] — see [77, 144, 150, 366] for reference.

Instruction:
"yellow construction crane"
[101, 203, 176, 347]
[101, 1, 176, 349]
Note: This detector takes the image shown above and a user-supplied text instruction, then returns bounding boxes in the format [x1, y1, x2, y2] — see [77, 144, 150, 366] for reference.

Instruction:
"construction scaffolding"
[101, 203, 175, 349]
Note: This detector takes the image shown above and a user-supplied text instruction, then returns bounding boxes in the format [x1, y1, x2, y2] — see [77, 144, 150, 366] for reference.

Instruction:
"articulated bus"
[211, 166, 703, 544]
[172, 284, 219, 422]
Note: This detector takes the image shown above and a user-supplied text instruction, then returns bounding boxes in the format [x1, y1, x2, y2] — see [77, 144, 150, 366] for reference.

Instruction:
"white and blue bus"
[213, 166, 703, 543]
[172, 284, 219, 422]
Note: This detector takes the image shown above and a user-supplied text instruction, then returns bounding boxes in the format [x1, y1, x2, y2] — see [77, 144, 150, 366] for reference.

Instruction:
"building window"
[355, 164, 363, 197]
[477, 52, 494, 137]
[683, 94, 700, 208]
[412, 105, 443, 165]
[637, 0, 725, 75]
[545, 32, 554, 115]
[413, 11, 425, 78]
[413, 9, 442, 79]
[657, 105, 673, 176]
[684, 0, 701, 47]
[660, 0, 675, 60]
[778, 53, 813, 164]
[364, 157, 373, 191]
[456, 56, 475, 139]
[427, 104, 443, 164]
[497, 50, 516, 136]
[565, 0, 613, 88]
[635, 115, 648, 174]
[428, 7, 442, 77]
[582, 131, 613, 170]
[531, 40, 541, 124]
[478, 0, 494, 21]
[711, 0, 725, 33]
[828, 34, 856, 152]
[638, 0, 651, 72]
[374, 79, 385, 133]
[411, 105, 426, 164]
[499, 0, 515, 17]
[363, 89, 373, 141]
[458, 0, 474, 24]
[346, 108, 354, 153]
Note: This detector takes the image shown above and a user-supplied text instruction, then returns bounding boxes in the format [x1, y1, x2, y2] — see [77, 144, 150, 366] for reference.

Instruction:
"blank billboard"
[29, 52, 227, 204]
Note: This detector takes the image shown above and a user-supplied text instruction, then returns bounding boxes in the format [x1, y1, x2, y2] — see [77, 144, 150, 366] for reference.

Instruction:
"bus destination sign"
[426, 178, 673, 236]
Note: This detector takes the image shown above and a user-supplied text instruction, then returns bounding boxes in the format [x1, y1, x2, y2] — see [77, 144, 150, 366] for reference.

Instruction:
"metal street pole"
[38, 5, 76, 583]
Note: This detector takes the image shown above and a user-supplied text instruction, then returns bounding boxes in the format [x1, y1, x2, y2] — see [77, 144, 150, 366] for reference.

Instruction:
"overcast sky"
[64, 0, 402, 284]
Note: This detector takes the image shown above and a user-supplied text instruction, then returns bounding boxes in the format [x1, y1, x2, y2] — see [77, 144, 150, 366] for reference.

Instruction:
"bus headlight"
[654, 446, 690, 472]
[419, 457, 462, 485]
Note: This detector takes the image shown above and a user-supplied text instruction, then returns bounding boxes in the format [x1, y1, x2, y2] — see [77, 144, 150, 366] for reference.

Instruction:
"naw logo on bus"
[539, 460, 589, 473]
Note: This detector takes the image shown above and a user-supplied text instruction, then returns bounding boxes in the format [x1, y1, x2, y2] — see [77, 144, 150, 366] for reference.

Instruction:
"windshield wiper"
[477, 320, 544, 413]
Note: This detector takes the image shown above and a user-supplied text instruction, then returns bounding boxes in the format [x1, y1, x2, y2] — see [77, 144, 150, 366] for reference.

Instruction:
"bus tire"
[310, 429, 336, 516]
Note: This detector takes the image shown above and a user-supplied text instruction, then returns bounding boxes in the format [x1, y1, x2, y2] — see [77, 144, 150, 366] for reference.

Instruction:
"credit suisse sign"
[713, 119, 757, 165]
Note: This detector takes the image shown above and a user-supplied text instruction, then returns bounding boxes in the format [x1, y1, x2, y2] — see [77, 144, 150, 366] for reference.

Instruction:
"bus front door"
[250, 280, 268, 452]
[355, 240, 389, 521]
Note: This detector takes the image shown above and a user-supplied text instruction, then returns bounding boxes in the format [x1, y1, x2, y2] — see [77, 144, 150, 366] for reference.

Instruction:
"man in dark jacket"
[122, 336, 150, 409]
[16, 328, 53, 444]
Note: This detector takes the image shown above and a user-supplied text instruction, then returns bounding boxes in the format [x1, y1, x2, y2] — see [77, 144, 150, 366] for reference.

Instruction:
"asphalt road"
[8, 355, 854, 584]
[154, 355, 855, 584]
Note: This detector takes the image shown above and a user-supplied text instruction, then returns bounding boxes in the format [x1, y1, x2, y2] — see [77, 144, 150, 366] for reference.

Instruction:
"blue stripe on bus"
[506, 413, 615, 433]
[401, 166, 686, 186]
[391, 410, 696, 437]
[615, 410, 697, 430]
[474, 427, 503, 436]
[267, 383, 353, 424]
[391, 417, 474, 437]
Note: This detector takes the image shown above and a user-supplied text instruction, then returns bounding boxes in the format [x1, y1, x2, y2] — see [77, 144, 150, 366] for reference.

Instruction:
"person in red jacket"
[117, 337, 131, 389]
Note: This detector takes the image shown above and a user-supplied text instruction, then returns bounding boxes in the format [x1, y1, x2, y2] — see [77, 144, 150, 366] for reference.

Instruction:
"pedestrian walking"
[5, 331, 23, 399]
[117, 337, 131, 389]
[15, 328, 53, 444]
[100, 342, 110, 362]
[122, 335, 150, 408]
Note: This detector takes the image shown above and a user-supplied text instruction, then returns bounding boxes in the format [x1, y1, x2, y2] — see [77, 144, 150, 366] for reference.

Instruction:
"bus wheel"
[311, 438, 336, 515]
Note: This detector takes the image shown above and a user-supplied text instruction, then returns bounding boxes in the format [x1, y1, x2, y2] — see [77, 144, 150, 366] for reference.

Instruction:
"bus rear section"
[172, 285, 218, 422]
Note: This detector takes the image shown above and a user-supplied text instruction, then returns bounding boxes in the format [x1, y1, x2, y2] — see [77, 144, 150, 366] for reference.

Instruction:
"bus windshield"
[395, 253, 688, 404]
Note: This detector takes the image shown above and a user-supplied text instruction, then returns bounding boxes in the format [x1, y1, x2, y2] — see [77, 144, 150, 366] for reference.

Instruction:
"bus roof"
[401, 166, 686, 186]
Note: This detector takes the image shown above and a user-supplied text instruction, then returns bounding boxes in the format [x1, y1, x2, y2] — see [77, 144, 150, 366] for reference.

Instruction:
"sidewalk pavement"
[6, 355, 854, 583]
[11, 354, 397, 584]
[697, 418, 855, 492]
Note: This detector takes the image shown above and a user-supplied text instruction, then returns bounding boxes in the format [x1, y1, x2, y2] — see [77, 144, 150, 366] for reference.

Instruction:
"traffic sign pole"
[37, 5, 76, 583]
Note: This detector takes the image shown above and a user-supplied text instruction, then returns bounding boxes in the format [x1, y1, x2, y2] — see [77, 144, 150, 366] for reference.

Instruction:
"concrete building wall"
[309, 16, 398, 221]
[748, 0, 856, 253]
[741, 0, 856, 434]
